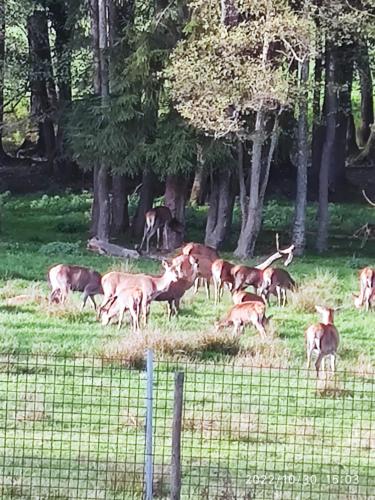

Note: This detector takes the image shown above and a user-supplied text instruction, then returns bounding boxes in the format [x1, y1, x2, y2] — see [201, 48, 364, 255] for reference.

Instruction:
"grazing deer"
[216, 302, 268, 338]
[48, 264, 103, 310]
[212, 259, 235, 304]
[261, 267, 296, 307]
[181, 243, 219, 298]
[154, 255, 199, 318]
[140, 206, 183, 253]
[232, 290, 266, 305]
[305, 306, 340, 377]
[99, 261, 181, 325]
[353, 267, 375, 311]
[101, 288, 143, 333]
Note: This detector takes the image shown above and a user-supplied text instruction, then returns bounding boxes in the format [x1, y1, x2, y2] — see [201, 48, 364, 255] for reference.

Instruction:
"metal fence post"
[171, 372, 184, 500]
[145, 350, 154, 500]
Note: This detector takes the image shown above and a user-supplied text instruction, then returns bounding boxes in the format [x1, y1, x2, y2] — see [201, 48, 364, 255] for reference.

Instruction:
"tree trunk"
[27, 10, 56, 169]
[357, 41, 374, 147]
[111, 174, 129, 235]
[238, 140, 248, 233]
[164, 174, 187, 250]
[317, 47, 337, 253]
[311, 39, 324, 192]
[90, 166, 100, 236]
[205, 167, 234, 249]
[292, 57, 309, 256]
[0, 0, 5, 160]
[190, 144, 207, 205]
[234, 110, 265, 258]
[49, 0, 73, 180]
[132, 169, 156, 238]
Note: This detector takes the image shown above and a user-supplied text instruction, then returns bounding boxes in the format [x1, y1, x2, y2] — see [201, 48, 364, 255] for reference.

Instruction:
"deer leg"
[282, 289, 287, 307]
[156, 227, 161, 250]
[81, 293, 88, 311]
[204, 279, 210, 299]
[167, 301, 173, 320]
[89, 295, 97, 310]
[276, 286, 281, 307]
[140, 224, 150, 251]
[330, 354, 335, 374]
[163, 224, 169, 251]
[118, 308, 125, 331]
[315, 352, 324, 377]
[174, 299, 180, 316]
[194, 277, 200, 295]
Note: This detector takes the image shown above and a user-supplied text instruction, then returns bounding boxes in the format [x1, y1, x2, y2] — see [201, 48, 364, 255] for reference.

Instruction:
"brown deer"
[48, 264, 103, 310]
[261, 267, 296, 307]
[232, 290, 266, 305]
[140, 206, 183, 253]
[231, 235, 295, 293]
[99, 261, 181, 325]
[154, 255, 199, 318]
[101, 288, 143, 332]
[305, 306, 340, 377]
[212, 259, 235, 304]
[353, 267, 375, 311]
[216, 302, 268, 338]
[181, 243, 219, 298]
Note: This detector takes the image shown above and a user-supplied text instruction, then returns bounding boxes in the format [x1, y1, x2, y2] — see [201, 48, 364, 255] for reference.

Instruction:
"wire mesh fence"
[0, 353, 373, 499]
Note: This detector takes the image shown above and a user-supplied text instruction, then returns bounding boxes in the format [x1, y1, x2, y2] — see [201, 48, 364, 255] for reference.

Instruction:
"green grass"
[0, 192, 374, 498]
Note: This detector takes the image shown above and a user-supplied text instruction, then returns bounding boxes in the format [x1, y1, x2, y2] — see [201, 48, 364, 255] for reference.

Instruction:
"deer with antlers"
[139, 206, 184, 253]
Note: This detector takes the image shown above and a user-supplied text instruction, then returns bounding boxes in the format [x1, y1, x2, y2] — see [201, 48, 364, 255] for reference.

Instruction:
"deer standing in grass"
[216, 302, 269, 338]
[305, 306, 340, 377]
[140, 206, 183, 253]
[182, 243, 219, 298]
[99, 261, 181, 326]
[212, 259, 235, 304]
[101, 288, 143, 332]
[48, 264, 103, 310]
[154, 255, 199, 318]
[353, 267, 375, 311]
[261, 267, 296, 307]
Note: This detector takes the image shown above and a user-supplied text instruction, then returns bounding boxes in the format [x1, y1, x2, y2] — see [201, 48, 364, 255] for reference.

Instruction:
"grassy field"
[0, 192, 374, 498]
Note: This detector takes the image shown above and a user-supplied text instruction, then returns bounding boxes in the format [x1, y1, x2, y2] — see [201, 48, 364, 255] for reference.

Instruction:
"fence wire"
[0, 354, 373, 499]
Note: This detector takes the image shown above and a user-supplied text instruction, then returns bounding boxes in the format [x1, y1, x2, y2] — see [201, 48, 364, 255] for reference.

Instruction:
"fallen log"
[87, 237, 171, 261]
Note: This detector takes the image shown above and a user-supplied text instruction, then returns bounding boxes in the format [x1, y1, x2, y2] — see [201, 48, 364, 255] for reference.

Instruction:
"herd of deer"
[46, 206, 375, 378]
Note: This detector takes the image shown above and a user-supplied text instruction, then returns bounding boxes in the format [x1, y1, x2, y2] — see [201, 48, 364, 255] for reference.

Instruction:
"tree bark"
[357, 41, 374, 147]
[27, 10, 56, 169]
[49, 0, 74, 180]
[164, 174, 187, 250]
[346, 113, 359, 158]
[292, 57, 309, 255]
[0, 0, 5, 160]
[317, 47, 336, 253]
[190, 144, 207, 205]
[311, 38, 324, 192]
[205, 167, 234, 250]
[234, 110, 265, 258]
[111, 174, 129, 235]
[132, 169, 156, 238]
[238, 140, 248, 233]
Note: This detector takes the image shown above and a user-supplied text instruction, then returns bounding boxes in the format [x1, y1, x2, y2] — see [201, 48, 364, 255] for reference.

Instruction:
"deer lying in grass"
[232, 290, 266, 305]
[154, 255, 199, 319]
[48, 264, 103, 310]
[101, 288, 143, 333]
[99, 261, 181, 325]
[182, 243, 219, 298]
[353, 267, 375, 311]
[140, 206, 183, 253]
[261, 268, 296, 307]
[216, 302, 268, 338]
[305, 306, 340, 377]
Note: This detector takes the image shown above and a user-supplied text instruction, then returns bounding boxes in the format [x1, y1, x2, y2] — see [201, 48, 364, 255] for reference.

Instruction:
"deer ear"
[315, 305, 324, 314]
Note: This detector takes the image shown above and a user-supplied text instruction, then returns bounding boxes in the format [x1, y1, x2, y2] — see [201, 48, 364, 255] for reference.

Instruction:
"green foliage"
[167, 0, 313, 138]
[38, 241, 82, 256]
